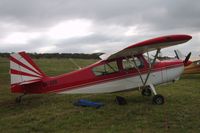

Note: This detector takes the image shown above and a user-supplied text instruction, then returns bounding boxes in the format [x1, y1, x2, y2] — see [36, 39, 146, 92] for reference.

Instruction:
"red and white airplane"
[10, 34, 192, 104]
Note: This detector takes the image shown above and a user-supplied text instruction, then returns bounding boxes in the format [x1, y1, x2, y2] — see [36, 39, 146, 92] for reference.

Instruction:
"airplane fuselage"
[12, 54, 184, 94]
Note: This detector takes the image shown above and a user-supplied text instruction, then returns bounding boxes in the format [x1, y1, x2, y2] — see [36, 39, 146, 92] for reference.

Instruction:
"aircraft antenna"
[69, 58, 82, 69]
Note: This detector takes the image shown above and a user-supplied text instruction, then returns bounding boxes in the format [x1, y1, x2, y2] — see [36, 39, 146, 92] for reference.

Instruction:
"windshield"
[92, 61, 119, 76]
[143, 54, 159, 64]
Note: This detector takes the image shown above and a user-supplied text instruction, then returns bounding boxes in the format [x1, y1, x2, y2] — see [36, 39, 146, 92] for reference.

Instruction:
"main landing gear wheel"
[152, 94, 164, 105]
[141, 87, 152, 96]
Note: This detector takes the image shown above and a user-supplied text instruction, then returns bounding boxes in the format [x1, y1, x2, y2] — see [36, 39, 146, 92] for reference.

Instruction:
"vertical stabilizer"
[10, 52, 46, 86]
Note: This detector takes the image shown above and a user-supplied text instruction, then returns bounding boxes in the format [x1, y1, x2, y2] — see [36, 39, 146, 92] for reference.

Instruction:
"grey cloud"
[0, 0, 199, 55]
[56, 34, 123, 46]
[53, 34, 123, 53]
[0, 36, 50, 52]
[0, 43, 37, 52]
[0, 0, 200, 30]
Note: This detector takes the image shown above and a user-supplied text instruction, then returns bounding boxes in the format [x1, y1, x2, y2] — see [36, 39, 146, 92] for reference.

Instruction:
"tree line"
[0, 52, 102, 59]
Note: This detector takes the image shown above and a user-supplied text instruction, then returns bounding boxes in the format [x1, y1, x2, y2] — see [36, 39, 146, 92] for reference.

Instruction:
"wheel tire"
[141, 87, 152, 96]
[152, 94, 164, 105]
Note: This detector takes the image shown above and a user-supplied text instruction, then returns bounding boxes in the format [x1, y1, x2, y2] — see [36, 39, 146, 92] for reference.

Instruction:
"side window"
[122, 57, 143, 70]
[92, 61, 119, 76]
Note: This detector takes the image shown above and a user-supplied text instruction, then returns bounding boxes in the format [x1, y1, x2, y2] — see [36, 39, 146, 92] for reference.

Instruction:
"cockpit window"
[122, 57, 143, 70]
[92, 61, 119, 76]
[143, 55, 159, 64]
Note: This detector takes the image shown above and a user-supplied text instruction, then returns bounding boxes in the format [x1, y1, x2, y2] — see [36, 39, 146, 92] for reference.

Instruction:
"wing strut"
[130, 49, 160, 87]
[143, 49, 160, 87]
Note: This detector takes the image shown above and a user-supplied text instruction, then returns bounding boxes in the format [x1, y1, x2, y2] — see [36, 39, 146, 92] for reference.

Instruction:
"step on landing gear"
[149, 84, 164, 105]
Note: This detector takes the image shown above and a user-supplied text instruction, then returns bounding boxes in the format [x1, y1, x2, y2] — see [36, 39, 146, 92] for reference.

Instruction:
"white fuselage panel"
[58, 66, 184, 94]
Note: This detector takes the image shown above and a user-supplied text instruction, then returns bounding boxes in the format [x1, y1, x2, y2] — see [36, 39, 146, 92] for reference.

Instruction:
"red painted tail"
[10, 52, 46, 93]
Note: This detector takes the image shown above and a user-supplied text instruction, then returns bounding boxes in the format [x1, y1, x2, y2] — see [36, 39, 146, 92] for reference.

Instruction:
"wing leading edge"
[100, 34, 192, 60]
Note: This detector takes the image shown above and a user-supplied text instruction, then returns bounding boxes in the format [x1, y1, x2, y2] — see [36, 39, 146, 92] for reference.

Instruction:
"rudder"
[10, 52, 46, 87]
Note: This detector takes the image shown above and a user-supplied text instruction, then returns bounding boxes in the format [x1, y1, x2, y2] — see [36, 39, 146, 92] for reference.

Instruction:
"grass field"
[0, 57, 200, 133]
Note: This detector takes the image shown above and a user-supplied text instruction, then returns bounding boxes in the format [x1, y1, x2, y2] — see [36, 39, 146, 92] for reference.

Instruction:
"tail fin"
[10, 52, 46, 86]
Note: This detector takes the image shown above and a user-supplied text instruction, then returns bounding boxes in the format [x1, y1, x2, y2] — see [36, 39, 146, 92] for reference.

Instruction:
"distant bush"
[0, 52, 102, 59]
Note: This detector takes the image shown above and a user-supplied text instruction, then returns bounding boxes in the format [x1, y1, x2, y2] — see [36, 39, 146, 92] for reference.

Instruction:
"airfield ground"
[0, 57, 200, 133]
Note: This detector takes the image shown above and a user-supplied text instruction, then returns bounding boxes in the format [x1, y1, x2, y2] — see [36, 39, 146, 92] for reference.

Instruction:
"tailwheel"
[15, 93, 26, 103]
[15, 97, 22, 103]
[152, 94, 164, 105]
[141, 86, 152, 96]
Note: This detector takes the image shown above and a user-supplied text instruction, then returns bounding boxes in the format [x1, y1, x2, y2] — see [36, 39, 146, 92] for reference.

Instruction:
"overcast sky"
[0, 0, 199, 57]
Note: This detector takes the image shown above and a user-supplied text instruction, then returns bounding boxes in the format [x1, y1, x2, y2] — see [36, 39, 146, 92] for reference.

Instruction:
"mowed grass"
[0, 57, 200, 133]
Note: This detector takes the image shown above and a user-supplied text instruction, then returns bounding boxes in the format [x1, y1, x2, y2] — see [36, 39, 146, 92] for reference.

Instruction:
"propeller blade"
[174, 50, 179, 59]
[184, 52, 191, 64]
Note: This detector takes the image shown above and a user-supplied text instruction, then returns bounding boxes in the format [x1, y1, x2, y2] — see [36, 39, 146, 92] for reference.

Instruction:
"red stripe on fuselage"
[50, 63, 183, 93]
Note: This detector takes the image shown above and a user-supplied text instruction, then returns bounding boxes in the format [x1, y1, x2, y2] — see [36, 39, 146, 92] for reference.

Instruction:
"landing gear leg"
[141, 86, 152, 96]
[15, 93, 26, 103]
[149, 84, 164, 105]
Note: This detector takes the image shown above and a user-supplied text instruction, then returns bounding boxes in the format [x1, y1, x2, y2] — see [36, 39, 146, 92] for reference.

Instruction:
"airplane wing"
[100, 34, 192, 60]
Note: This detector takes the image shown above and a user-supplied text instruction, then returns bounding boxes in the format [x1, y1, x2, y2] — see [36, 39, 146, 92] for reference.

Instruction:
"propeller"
[183, 52, 191, 66]
[174, 50, 192, 66]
